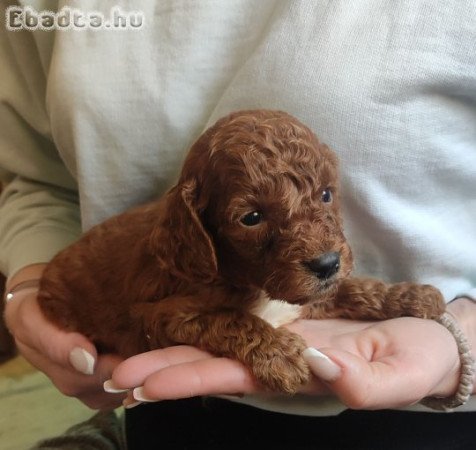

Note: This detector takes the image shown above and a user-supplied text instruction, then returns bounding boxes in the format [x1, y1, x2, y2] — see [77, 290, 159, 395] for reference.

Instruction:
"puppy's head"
[153, 110, 352, 304]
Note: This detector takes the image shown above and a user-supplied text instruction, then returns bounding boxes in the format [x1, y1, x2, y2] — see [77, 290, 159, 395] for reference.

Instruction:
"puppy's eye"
[240, 211, 263, 226]
[321, 188, 332, 203]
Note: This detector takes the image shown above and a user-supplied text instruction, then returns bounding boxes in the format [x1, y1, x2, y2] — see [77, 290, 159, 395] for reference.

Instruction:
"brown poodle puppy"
[38, 110, 445, 394]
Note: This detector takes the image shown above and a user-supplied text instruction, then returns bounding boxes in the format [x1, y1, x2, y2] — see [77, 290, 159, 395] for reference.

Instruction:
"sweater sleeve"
[0, 10, 81, 279]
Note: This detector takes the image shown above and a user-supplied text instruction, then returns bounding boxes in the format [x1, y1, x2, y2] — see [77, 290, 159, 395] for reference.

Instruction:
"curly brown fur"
[302, 278, 445, 321]
[38, 109, 445, 394]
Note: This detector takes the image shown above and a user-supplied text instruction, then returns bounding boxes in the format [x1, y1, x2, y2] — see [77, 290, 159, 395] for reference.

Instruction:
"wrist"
[447, 297, 476, 394]
[421, 311, 475, 410]
[6, 263, 47, 292]
[4, 264, 45, 332]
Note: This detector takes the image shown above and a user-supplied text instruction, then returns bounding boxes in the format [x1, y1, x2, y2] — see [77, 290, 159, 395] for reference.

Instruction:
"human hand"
[4, 265, 125, 410]
[107, 345, 265, 408]
[107, 315, 463, 410]
[287, 316, 462, 409]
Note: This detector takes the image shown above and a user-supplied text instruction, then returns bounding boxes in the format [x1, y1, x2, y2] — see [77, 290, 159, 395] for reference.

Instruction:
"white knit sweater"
[1, 0, 475, 413]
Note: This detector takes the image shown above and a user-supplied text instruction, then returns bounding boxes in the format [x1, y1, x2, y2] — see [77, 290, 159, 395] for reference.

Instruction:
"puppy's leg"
[132, 297, 310, 394]
[303, 278, 446, 321]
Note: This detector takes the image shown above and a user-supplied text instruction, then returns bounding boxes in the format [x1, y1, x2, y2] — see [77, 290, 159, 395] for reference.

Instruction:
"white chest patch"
[250, 292, 303, 328]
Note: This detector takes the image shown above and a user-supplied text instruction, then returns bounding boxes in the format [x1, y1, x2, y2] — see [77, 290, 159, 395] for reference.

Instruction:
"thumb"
[56, 333, 98, 376]
[6, 291, 98, 375]
[303, 347, 420, 409]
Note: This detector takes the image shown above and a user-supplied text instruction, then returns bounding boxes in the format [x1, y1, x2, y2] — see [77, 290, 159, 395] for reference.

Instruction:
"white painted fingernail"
[104, 379, 129, 394]
[69, 347, 95, 375]
[302, 348, 341, 382]
[124, 400, 143, 409]
[133, 386, 157, 403]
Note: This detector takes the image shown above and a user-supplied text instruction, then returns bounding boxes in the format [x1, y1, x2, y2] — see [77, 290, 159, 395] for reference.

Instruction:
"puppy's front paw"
[250, 328, 310, 394]
[387, 282, 446, 319]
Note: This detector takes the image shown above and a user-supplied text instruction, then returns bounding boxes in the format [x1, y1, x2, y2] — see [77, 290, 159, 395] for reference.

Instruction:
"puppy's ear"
[150, 179, 218, 283]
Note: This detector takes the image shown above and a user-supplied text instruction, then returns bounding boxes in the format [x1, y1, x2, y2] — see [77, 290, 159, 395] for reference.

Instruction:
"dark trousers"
[125, 397, 476, 449]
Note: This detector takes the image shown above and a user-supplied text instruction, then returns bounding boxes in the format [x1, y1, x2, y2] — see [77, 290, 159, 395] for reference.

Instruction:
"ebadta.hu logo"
[5, 5, 144, 31]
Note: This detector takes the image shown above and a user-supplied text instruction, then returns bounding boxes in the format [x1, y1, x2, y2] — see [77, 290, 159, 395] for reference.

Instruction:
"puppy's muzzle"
[305, 252, 340, 279]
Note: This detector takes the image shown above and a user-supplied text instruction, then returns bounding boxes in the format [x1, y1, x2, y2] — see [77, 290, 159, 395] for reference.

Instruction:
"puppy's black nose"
[306, 252, 340, 279]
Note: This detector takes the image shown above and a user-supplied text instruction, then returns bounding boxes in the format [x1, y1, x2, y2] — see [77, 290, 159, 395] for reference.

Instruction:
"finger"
[298, 375, 331, 395]
[17, 340, 125, 409]
[9, 295, 98, 374]
[79, 389, 126, 410]
[132, 357, 259, 402]
[113, 347, 329, 400]
[73, 352, 127, 409]
[110, 345, 213, 389]
[306, 347, 427, 409]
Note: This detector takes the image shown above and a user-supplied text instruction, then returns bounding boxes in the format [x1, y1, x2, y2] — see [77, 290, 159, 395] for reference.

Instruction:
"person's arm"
[0, 9, 81, 279]
[0, 12, 124, 409]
